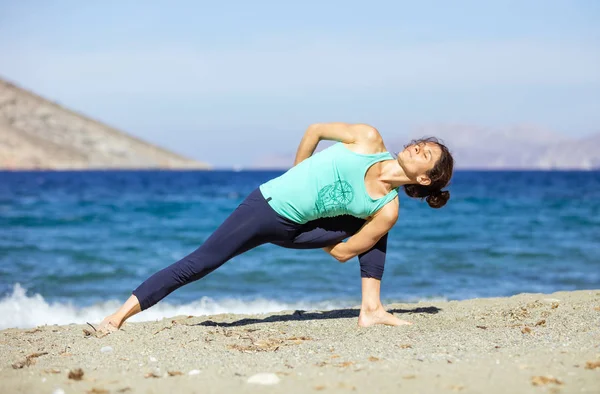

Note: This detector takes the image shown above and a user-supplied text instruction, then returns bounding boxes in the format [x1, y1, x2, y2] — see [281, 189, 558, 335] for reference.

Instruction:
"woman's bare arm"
[323, 199, 399, 262]
[294, 122, 380, 165]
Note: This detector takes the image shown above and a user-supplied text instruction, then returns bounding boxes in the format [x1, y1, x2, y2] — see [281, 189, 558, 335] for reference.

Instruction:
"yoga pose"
[98, 123, 454, 334]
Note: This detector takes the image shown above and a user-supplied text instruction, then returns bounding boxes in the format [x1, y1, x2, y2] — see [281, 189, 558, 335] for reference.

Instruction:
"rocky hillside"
[0, 79, 210, 170]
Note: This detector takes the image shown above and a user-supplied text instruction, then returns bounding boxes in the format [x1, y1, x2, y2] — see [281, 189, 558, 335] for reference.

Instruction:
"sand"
[1, 290, 599, 394]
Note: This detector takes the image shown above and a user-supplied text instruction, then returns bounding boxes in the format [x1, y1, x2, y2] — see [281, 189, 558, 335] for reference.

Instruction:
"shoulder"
[351, 124, 383, 144]
[306, 122, 381, 146]
[344, 124, 385, 154]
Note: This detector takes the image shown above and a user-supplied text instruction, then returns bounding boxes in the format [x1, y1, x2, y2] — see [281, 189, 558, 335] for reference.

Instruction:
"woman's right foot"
[93, 295, 142, 337]
[96, 314, 121, 337]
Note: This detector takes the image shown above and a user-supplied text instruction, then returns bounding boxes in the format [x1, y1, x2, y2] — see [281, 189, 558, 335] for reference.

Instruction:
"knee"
[359, 256, 385, 280]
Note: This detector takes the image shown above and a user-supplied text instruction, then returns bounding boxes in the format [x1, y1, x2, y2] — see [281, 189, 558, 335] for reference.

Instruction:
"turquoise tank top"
[259, 143, 398, 224]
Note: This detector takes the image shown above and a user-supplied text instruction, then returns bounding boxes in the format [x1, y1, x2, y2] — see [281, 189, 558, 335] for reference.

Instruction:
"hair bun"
[426, 189, 450, 209]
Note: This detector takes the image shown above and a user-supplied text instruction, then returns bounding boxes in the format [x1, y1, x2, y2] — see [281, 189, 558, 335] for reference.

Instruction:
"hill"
[402, 124, 599, 170]
[0, 79, 210, 170]
[251, 124, 600, 170]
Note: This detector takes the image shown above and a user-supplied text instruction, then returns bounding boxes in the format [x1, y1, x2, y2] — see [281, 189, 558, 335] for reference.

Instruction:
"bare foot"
[358, 307, 413, 327]
[95, 315, 121, 337]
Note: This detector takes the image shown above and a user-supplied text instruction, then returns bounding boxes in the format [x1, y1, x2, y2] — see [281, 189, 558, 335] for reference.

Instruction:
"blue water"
[1, 170, 599, 329]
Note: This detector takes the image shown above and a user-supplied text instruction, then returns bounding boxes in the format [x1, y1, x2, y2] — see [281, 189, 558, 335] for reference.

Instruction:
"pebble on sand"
[188, 370, 201, 375]
[100, 346, 113, 353]
[52, 389, 65, 394]
[68, 368, 84, 381]
[247, 373, 281, 385]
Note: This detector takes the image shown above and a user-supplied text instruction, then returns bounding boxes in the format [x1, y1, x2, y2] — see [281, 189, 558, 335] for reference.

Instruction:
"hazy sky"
[1, 1, 599, 167]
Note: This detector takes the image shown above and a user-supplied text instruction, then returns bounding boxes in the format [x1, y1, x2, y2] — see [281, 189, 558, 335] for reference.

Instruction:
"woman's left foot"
[358, 307, 412, 327]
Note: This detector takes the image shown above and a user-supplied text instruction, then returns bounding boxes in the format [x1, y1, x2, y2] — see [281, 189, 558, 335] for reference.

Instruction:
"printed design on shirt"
[315, 180, 354, 215]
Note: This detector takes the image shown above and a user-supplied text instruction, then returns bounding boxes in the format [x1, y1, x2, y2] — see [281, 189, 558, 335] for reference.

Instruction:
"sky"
[1, 0, 599, 168]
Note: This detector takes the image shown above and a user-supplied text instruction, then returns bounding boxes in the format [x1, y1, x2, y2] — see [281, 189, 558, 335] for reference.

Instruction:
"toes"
[96, 319, 119, 337]
[95, 330, 110, 338]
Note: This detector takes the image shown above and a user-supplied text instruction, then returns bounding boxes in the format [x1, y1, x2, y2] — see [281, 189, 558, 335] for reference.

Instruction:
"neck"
[379, 159, 414, 189]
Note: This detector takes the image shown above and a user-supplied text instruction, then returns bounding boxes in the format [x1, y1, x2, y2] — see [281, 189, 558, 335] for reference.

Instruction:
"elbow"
[328, 243, 357, 263]
[335, 252, 354, 263]
[306, 124, 322, 138]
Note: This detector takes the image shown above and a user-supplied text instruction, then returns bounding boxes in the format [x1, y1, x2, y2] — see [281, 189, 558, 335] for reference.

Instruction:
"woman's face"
[397, 141, 442, 185]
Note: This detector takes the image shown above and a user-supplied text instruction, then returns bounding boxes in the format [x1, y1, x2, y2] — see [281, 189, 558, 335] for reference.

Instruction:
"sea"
[1, 170, 599, 329]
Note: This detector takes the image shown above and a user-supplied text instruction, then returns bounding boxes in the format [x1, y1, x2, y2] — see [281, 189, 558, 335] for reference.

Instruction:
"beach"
[1, 289, 599, 393]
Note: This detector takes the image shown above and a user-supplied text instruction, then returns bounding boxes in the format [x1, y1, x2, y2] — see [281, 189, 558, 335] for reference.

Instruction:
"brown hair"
[403, 137, 454, 209]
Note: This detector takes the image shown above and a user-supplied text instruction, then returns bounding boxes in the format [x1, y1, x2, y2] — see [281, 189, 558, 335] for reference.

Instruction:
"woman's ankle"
[360, 301, 384, 313]
[114, 295, 142, 326]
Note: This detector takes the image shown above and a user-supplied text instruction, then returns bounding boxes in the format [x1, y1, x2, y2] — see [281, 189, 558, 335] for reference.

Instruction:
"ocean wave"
[0, 284, 352, 330]
[0, 284, 455, 330]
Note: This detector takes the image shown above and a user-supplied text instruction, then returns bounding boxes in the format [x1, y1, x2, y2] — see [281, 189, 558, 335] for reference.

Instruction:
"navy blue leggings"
[133, 188, 387, 311]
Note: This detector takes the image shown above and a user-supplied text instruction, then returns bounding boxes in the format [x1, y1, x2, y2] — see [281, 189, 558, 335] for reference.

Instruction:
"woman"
[97, 122, 454, 334]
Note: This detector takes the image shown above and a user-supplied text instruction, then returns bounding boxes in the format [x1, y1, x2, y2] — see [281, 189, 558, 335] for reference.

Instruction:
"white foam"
[0, 284, 350, 330]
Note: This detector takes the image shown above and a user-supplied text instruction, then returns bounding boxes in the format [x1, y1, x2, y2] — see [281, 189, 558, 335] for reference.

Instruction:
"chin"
[397, 151, 409, 165]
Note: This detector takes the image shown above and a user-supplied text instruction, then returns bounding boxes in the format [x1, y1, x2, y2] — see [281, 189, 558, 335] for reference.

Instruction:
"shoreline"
[1, 290, 599, 393]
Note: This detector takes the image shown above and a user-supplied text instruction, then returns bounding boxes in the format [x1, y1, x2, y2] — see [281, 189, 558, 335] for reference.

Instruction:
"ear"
[417, 175, 431, 186]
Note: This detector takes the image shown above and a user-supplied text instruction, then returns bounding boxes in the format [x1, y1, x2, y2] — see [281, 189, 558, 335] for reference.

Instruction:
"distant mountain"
[404, 124, 599, 170]
[250, 124, 600, 170]
[0, 78, 210, 170]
